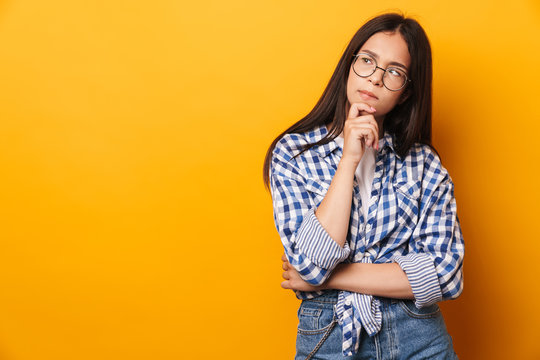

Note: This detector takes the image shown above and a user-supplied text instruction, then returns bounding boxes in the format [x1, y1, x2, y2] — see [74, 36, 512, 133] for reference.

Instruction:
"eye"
[360, 56, 373, 64]
[388, 67, 405, 78]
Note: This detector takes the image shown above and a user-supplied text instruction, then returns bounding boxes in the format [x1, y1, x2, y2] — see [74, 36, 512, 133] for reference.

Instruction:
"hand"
[341, 102, 379, 165]
[281, 253, 324, 292]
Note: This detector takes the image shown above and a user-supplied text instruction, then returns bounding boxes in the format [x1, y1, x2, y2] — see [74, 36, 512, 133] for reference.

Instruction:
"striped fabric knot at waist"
[334, 256, 383, 356]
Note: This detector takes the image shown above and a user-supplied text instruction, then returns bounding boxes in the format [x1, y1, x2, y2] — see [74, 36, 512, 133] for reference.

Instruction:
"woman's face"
[346, 31, 411, 122]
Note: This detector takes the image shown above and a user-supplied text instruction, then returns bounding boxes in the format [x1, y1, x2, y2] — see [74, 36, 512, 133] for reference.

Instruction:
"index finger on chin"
[348, 102, 376, 120]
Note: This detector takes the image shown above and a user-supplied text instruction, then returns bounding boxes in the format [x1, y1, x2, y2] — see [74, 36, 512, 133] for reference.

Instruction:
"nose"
[368, 66, 385, 87]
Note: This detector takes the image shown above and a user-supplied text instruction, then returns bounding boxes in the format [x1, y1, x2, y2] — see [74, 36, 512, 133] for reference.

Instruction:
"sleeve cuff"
[392, 253, 443, 308]
[295, 208, 350, 270]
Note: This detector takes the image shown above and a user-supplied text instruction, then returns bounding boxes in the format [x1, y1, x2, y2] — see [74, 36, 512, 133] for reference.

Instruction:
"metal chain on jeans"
[304, 313, 338, 360]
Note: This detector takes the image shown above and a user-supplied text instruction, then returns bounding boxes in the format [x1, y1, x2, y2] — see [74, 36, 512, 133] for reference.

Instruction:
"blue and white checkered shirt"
[269, 124, 464, 356]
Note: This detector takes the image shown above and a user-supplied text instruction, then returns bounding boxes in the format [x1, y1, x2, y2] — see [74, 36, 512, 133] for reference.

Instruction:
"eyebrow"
[360, 49, 409, 71]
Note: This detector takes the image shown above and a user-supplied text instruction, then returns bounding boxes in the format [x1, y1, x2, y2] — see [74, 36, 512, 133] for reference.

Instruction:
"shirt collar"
[308, 124, 397, 158]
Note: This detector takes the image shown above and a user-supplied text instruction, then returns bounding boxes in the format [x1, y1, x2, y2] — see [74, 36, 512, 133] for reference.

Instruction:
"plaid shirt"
[269, 124, 464, 356]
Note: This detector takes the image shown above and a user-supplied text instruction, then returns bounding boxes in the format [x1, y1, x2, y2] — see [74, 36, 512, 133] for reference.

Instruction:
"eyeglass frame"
[351, 52, 412, 91]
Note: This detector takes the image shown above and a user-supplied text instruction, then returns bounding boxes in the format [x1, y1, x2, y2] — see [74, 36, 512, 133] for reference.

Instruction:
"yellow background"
[0, 0, 539, 359]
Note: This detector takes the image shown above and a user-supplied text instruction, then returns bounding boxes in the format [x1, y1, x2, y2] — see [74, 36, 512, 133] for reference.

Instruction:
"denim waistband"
[303, 290, 400, 305]
[304, 290, 340, 303]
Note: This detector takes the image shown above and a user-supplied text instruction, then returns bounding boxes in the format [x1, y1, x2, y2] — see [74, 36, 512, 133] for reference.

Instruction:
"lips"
[359, 90, 378, 100]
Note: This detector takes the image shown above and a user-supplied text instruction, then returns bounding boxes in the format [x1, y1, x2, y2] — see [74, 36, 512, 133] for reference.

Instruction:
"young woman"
[262, 12, 464, 360]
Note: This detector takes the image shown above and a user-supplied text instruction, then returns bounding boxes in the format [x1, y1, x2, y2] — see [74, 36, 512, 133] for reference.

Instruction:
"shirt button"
[345, 299, 352, 306]
[366, 224, 372, 231]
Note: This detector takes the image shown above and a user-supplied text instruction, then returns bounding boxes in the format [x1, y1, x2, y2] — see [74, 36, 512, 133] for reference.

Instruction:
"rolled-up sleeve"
[392, 161, 465, 308]
[270, 145, 350, 286]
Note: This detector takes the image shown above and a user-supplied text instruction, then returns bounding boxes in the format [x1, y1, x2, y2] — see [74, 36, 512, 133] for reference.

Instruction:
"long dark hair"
[263, 12, 438, 191]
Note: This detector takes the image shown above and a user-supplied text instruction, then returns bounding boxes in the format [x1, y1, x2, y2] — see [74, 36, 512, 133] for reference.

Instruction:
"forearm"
[322, 262, 415, 299]
[315, 159, 357, 248]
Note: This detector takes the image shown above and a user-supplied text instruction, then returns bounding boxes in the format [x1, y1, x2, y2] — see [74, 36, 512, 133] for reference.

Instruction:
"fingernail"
[370, 106, 376, 112]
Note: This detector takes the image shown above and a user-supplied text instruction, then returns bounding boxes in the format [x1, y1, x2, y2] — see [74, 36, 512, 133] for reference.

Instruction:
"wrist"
[338, 157, 359, 172]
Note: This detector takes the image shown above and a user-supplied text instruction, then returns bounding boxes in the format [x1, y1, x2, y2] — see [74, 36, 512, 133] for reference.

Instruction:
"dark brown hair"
[262, 12, 438, 191]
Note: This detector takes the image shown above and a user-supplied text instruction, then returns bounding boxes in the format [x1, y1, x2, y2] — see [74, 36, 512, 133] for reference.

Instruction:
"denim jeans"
[295, 290, 458, 360]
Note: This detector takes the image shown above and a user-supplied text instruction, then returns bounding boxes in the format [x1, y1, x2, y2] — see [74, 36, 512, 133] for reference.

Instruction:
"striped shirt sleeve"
[269, 141, 350, 286]
[392, 151, 465, 308]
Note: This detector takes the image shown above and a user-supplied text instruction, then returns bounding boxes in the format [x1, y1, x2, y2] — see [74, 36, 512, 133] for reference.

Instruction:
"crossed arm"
[281, 253, 415, 299]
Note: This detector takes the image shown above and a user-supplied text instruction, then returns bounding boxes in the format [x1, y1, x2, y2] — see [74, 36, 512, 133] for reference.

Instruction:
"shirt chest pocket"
[393, 179, 421, 229]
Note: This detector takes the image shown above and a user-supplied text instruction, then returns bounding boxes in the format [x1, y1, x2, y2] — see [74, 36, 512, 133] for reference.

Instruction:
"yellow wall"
[0, 1, 538, 359]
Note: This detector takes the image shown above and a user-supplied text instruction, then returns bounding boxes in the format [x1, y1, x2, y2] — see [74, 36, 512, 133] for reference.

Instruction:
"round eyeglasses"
[352, 53, 411, 91]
